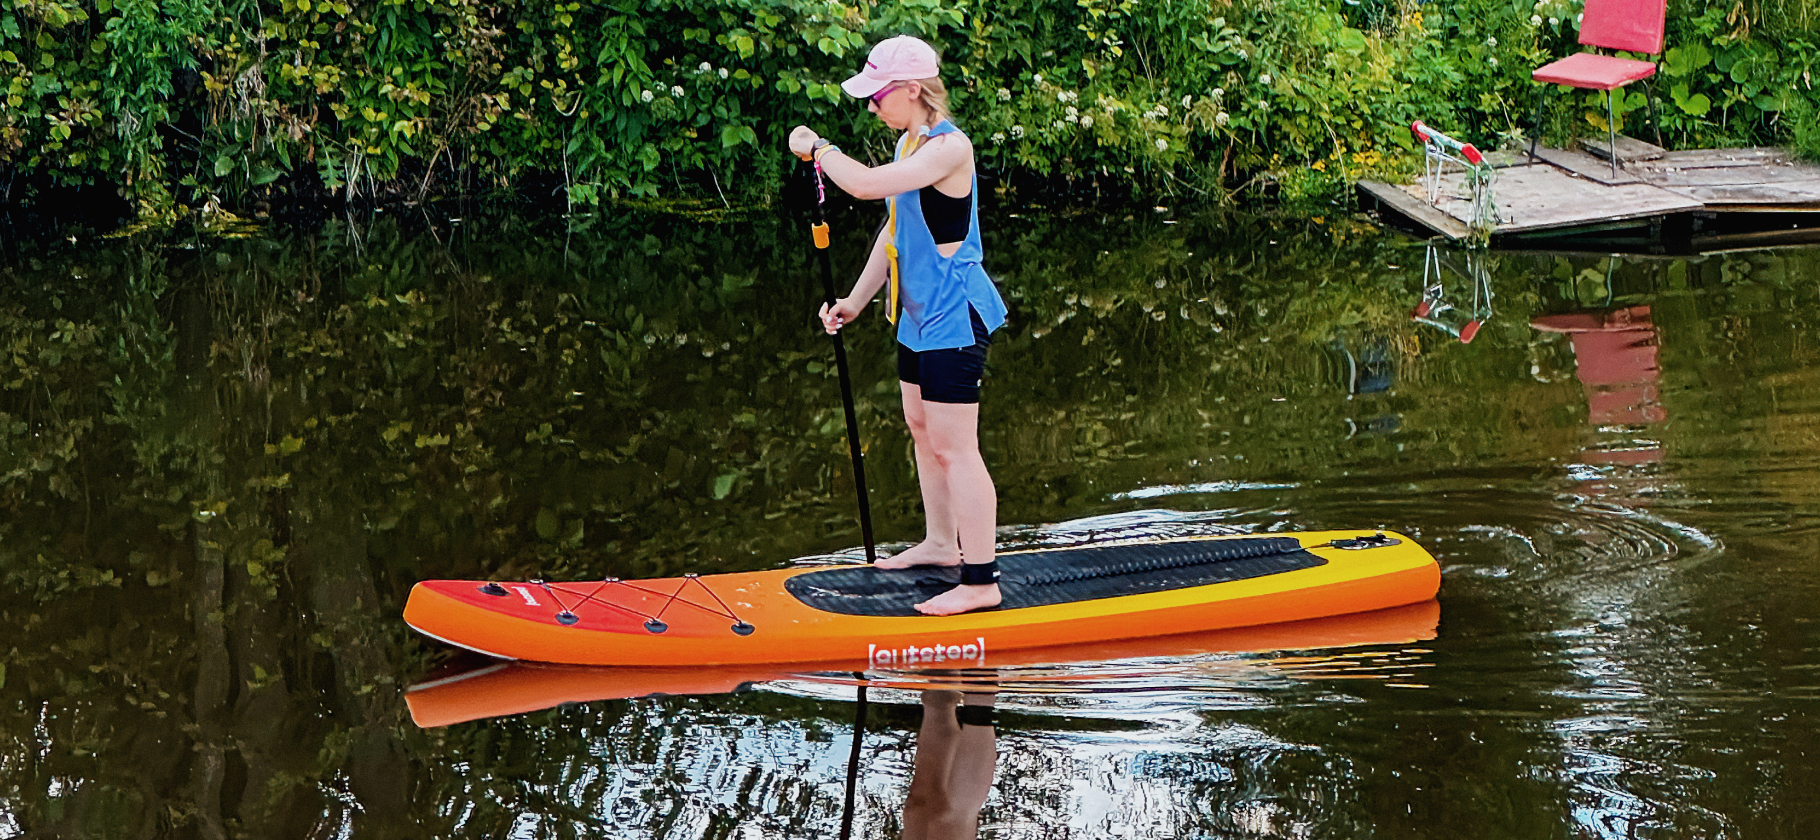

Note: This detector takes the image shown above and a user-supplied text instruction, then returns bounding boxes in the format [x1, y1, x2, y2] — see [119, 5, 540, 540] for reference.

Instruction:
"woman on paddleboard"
[788, 35, 1009, 617]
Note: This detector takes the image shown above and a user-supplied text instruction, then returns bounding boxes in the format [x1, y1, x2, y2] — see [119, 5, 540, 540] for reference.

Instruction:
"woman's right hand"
[819, 298, 864, 334]
[788, 126, 820, 160]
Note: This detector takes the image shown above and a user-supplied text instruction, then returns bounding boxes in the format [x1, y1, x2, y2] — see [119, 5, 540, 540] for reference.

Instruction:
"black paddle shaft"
[804, 161, 878, 564]
[838, 677, 868, 840]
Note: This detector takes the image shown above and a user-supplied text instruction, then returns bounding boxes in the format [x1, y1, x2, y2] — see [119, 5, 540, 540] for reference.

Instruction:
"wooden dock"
[1360, 138, 1820, 250]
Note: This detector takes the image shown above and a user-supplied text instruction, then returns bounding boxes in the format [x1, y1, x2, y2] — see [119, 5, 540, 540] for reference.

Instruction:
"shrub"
[0, 0, 1814, 220]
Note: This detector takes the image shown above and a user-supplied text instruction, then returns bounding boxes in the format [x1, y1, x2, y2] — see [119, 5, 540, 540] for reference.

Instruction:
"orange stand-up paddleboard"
[404, 599, 1441, 728]
[404, 530, 1440, 669]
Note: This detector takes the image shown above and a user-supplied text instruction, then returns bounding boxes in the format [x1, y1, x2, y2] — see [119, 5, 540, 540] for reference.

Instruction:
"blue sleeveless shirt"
[892, 122, 1009, 351]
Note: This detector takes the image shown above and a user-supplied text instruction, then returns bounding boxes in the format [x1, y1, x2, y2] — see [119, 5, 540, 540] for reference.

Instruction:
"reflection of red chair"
[1528, 0, 1666, 176]
[1531, 305, 1665, 464]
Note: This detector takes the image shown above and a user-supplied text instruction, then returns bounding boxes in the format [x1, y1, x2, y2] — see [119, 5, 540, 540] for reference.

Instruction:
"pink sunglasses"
[868, 83, 905, 104]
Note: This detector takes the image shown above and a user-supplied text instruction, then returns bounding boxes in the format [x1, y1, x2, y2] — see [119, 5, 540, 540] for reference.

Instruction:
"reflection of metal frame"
[1412, 243, 1494, 343]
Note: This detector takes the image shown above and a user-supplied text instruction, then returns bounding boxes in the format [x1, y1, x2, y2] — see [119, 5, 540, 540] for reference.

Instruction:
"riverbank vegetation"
[1, 0, 1815, 221]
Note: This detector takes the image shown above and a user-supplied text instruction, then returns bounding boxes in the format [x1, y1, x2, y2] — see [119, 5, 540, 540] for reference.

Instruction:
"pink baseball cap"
[840, 35, 940, 99]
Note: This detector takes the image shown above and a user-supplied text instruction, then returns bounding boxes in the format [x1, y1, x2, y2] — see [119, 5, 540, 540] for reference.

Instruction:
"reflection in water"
[893, 691, 997, 840]
[1412, 244, 1494, 344]
[400, 599, 1440, 837]
[4, 212, 1820, 837]
[1532, 303, 1666, 462]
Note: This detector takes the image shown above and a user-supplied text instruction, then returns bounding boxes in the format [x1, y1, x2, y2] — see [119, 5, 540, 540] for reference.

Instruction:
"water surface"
[2, 205, 1818, 838]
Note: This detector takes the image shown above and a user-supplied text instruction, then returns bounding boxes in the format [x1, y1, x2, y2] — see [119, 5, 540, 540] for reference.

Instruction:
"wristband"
[813, 143, 839, 163]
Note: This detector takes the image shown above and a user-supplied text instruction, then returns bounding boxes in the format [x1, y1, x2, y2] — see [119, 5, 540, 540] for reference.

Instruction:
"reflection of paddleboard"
[405, 599, 1441, 728]
[404, 530, 1440, 668]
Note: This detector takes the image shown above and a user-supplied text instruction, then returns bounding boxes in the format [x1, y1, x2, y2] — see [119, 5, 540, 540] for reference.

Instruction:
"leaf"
[1663, 42, 1711, 77]
[213, 154, 235, 177]
[720, 124, 747, 148]
[535, 508, 559, 539]
[264, 435, 304, 456]
[711, 472, 736, 499]
[382, 421, 412, 443]
[1671, 83, 1711, 117]
[1336, 27, 1367, 54]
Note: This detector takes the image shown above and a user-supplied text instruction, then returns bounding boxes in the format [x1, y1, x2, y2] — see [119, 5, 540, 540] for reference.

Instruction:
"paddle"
[838, 675, 869, 840]
[797, 156, 878, 564]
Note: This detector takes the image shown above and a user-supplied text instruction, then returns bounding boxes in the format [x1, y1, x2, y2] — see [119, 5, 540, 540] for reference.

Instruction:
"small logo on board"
[868, 636, 987, 668]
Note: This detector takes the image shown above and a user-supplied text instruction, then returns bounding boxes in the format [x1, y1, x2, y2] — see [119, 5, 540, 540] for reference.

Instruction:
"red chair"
[1528, 0, 1666, 176]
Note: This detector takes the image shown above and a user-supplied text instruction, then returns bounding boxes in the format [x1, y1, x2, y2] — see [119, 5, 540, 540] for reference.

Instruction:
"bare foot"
[876, 540, 963, 570]
[915, 583, 1001, 616]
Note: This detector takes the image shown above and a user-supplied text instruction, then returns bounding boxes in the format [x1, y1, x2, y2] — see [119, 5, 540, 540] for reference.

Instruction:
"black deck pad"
[784, 537, 1325, 617]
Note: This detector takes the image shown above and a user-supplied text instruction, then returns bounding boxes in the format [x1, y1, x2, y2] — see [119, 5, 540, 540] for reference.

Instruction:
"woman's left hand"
[788, 125, 821, 159]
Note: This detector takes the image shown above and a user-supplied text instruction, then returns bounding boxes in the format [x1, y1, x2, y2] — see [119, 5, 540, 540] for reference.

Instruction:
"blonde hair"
[912, 76, 955, 127]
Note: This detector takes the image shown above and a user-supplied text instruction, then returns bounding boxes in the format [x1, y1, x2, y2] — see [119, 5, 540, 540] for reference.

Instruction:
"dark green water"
[3, 204, 1819, 838]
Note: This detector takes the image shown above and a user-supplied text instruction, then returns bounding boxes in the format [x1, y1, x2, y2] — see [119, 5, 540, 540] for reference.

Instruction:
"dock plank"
[1485, 165, 1703, 233]
[1531, 147, 1639, 185]
[1649, 165, 1820, 187]
[1481, 150, 1536, 170]
[1664, 180, 1820, 208]
[1358, 180, 1473, 240]
[1648, 148, 1789, 167]
[1581, 135, 1667, 163]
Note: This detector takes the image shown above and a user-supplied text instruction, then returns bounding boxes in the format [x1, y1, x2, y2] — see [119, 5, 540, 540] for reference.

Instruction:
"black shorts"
[897, 309, 992, 404]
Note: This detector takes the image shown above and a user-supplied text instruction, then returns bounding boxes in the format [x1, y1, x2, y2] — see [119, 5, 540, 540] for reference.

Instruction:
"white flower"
[1058, 92, 1068, 102]
[1066, 113, 1078, 124]
[1081, 115, 1093, 128]
[641, 89, 653, 102]
[1065, 105, 1078, 117]
[1215, 111, 1230, 126]
[1487, 36, 1498, 47]
[997, 88, 1011, 101]
[1259, 73, 1272, 85]
[1549, 17, 1559, 25]
[671, 85, 684, 97]
[1488, 57, 1499, 66]
[1237, 49, 1247, 60]
[1052, 119, 1065, 129]
[1156, 103, 1168, 116]
[1576, 13, 1583, 23]
[1033, 74, 1043, 85]
[1213, 87, 1225, 98]
[1531, 14, 1543, 24]
[699, 62, 712, 72]
[1011, 124, 1025, 138]
[1155, 138, 1168, 151]
[991, 131, 1005, 143]
[1182, 94, 1193, 108]
[718, 67, 729, 79]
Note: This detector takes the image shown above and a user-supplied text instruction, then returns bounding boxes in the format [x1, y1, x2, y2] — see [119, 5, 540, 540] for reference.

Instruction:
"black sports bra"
[920, 185, 971, 245]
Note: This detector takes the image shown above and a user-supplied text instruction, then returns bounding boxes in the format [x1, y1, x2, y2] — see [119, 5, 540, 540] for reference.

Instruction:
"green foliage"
[0, 0, 1816, 217]
[1789, 95, 1820, 162]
